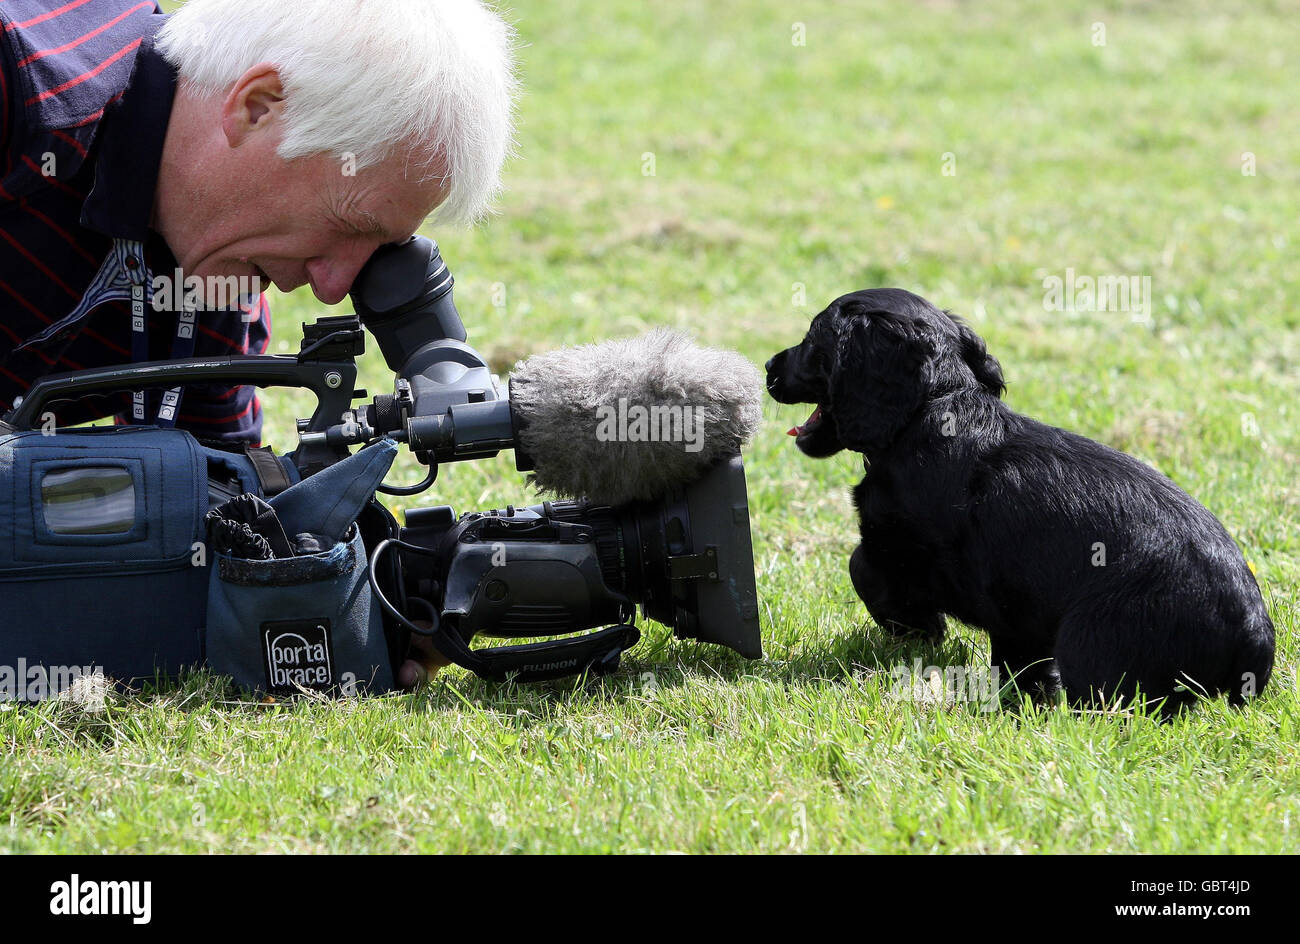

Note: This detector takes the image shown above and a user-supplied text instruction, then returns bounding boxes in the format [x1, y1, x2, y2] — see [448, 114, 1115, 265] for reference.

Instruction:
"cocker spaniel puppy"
[766, 289, 1274, 710]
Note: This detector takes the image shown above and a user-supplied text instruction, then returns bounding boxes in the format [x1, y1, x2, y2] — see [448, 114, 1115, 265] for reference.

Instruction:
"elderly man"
[0, 0, 515, 445]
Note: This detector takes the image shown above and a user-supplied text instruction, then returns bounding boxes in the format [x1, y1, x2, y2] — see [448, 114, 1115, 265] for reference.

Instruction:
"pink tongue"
[787, 406, 822, 437]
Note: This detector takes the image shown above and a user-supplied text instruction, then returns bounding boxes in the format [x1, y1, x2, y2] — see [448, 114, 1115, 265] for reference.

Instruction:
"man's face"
[158, 66, 450, 305]
[183, 150, 448, 305]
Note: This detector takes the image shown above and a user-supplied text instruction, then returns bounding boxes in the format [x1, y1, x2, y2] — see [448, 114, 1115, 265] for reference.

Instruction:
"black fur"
[766, 289, 1275, 710]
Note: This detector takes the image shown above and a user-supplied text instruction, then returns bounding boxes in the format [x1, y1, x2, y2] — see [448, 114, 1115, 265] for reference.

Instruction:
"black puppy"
[766, 289, 1274, 710]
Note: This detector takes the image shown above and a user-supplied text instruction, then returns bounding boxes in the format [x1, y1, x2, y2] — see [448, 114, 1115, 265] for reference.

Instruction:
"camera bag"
[0, 424, 395, 698]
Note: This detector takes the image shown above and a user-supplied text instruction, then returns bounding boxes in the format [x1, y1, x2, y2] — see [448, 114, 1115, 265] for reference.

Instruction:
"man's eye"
[336, 215, 379, 239]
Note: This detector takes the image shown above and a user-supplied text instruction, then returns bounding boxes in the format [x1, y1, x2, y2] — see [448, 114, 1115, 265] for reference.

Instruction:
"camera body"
[0, 238, 762, 691]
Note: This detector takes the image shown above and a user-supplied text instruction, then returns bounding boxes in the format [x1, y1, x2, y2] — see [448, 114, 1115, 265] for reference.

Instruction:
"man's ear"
[829, 309, 932, 455]
[221, 64, 286, 147]
[953, 316, 1005, 397]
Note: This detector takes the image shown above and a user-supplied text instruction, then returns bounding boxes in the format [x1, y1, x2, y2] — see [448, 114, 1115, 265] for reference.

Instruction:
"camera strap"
[426, 622, 641, 684]
[243, 445, 293, 497]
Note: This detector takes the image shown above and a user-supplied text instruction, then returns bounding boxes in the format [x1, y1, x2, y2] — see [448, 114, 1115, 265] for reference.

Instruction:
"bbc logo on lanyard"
[131, 284, 145, 333]
[131, 284, 147, 421]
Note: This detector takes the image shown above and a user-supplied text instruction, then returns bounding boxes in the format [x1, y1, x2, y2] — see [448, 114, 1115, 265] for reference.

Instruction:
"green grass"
[4, 0, 1298, 853]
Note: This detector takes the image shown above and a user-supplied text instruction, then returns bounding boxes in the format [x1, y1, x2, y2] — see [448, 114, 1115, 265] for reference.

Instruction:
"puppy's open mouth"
[788, 405, 827, 440]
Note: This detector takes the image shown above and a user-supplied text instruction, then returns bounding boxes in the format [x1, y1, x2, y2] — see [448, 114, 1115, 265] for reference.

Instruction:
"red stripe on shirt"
[6, 0, 99, 32]
[0, 223, 84, 298]
[82, 326, 129, 357]
[24, 36, 141, 105]
[0, 322, 83, 368]
[0, 363, 31, 391]
[19, 200, 99, 264]
[0, 275, 54, 324]
[0, 263, 129, 359]
[50, 128, 88, 158]
[20, 154, 87, 198]
[0, 310, 60, 363]
[66, 90, 124, 128]
[0, 51, 9, 178]
[15, 1, 152, 68]
[206, 384, 245, 402]
[197, 321, 250, 353]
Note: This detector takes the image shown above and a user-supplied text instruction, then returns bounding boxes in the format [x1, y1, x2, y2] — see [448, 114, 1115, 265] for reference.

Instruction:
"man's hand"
[396, 623, 452, 690]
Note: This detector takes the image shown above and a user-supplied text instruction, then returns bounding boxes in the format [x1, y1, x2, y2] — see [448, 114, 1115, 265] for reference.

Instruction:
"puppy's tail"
[1227, 611, 1275, 705]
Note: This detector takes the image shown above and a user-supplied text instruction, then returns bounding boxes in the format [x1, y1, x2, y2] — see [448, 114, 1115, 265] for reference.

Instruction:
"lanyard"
[128, 252, 196, 427]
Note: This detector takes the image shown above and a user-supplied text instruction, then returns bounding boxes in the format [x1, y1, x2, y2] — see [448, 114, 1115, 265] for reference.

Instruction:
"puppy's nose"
[764, 353, 787, 395]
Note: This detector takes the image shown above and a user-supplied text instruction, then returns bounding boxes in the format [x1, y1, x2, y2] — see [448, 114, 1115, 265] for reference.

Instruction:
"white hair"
[157, 0, 517, 224]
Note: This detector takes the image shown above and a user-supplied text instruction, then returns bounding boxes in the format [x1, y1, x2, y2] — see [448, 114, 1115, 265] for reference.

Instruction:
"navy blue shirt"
[1, 0, 270, 443]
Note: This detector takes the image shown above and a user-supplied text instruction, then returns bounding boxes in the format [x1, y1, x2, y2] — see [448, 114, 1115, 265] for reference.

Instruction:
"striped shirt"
[1, 0, 269, 444]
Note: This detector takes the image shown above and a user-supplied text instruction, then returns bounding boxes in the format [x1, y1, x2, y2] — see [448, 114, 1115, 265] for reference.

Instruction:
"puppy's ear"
[830, 309, 931, 454]
[953, 317, 1006, 397]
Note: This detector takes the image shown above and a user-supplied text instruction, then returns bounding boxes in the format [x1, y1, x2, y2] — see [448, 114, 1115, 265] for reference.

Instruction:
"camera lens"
[529, 454, 761, 658]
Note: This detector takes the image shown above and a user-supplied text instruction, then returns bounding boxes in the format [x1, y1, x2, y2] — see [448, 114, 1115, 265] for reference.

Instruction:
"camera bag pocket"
[205, 526, 393, 695]
[203, 440, 399, 696]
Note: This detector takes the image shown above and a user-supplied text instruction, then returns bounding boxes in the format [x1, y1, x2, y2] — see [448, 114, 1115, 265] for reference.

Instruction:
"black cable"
[296, 328, 357, 361]
[367, 537, 441, 637]
[377, 466, 437, 496]
[367, 537, 488, 674]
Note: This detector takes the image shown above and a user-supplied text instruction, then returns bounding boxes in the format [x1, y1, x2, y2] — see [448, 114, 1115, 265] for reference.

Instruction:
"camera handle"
[3, 316, 370, 475]
[365, 536, 641, 682]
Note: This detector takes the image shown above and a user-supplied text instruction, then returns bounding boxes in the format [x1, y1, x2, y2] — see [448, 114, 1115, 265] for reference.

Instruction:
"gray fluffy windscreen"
[509, 329, 764, 505]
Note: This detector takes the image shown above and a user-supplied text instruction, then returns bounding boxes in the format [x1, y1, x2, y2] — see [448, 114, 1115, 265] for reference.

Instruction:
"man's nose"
[306, 249, 373, 305]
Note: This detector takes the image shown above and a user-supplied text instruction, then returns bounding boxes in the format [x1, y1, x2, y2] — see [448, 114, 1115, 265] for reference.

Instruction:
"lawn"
[2, 0, 1297, 853]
